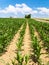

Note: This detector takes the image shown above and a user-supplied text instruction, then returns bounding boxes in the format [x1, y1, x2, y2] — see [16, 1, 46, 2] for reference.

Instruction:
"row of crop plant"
[28, 19, 49, 65]
[28, 19, 49, 53]
[0, 18, 25, 54]
[28, 20, 42, 65]
[6, 21, 29, 65]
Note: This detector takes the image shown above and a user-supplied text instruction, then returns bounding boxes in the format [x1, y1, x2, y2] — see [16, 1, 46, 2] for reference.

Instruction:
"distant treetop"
[25, 14, 31, 18]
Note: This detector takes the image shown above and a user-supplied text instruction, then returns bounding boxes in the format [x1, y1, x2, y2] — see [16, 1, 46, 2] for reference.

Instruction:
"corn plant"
[16, 51, 29, 65]
[28, 19, 41, 64]
[32, 37, 41, 61]
[16, 51, 24, 65]
[29, 19, 49, 53]
[16, 37, 23, 51]
[0, 18, 25, 54]
[16, 22, 28, 65]
[24, 54, 30, 65]
[16, 22, 26, 51]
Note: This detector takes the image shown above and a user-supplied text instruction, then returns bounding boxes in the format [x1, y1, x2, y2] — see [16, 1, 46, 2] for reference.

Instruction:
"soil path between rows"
[34, 26, 49, 64]
[0, 24, 23, 65]
[22, 22, 34, 65]
[22, 23, 31, 55]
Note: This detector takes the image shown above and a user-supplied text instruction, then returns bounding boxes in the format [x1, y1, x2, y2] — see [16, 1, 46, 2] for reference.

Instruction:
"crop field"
[0, 18, 25, 54]
[0, 18, 49, 65]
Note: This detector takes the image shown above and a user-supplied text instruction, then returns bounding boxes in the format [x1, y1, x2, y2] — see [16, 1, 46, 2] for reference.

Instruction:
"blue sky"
[0, 0, 49, 18]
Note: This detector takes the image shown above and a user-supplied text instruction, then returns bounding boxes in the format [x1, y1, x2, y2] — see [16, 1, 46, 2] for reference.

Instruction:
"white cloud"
[0, 5, 17, 14]
[37, 7, 49, 15]
[0, 3, 49, 18]
[0, 3, 37, 17]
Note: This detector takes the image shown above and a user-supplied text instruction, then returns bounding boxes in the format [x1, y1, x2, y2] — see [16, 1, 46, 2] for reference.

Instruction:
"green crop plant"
[32, 37, 41, 61]
[16, 37, 23, 51]
[16, 51, 24, 65]
[31, 35, 41, 64]
[29, 19, 49, 53]
[16, 51, 30, 65]
[16, 22, 26, 51]
[24, 54, 30, 65]
[28, 19, 41, 64]
[20, 22, 26, 37]
[0, 18, 25, 54]
[15, 22, 27, 65]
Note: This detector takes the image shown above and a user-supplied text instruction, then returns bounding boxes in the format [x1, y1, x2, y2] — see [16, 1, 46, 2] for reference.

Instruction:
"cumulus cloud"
[0, 3, 49, 18]
[0, 5, 17, 14]
[37, 7, 49, 15]
[0, 3, 37, 17]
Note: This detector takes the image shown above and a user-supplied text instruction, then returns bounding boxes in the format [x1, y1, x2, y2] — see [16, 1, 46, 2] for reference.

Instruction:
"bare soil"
[22, 23, 34, 65]
[22, 23, 31, 55]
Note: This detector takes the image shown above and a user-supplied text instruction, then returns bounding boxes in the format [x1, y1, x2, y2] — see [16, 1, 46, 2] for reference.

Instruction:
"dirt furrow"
[34, 27, 49, 64]
[22, 23, 33, 65]
[0, 24, 23, 65]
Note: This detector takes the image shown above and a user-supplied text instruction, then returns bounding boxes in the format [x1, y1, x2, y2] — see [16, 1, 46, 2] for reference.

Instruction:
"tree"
[25, 14, 31, 18]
